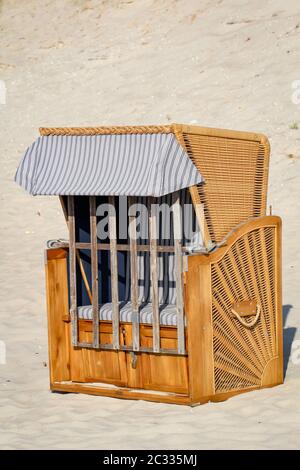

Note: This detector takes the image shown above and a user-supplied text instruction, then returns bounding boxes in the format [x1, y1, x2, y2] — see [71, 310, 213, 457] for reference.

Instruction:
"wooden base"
[51, 381, 191, 405]
[51, 379, 283, 406]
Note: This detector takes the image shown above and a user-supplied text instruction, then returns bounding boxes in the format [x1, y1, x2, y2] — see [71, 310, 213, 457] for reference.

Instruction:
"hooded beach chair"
[15, 124, 283, 405]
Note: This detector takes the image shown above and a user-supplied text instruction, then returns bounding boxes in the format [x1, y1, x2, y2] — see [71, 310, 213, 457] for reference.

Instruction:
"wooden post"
[172, 192, 185, 354]
[90, 196, 99, 348]
[108, 196, 120, 349]
[45, 248, 71, 383]
[128, 197, 139, 351]
[149, 197, 160, 353]
[185, 258, 214, 402]
[68, 196, 78, 347]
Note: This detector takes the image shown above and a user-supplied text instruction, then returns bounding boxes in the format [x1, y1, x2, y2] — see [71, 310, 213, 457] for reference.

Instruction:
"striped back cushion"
[124, 189, 203, 304]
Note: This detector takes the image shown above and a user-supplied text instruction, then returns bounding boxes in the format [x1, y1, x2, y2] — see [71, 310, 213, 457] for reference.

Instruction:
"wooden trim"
[40, 125, 173, 136]
[68, 196, 78, 347]
[51, 381, 191, 405]
[185, 261, 214, 401]
[179, 123, 268, 144]
[275, 217, 283, 383]
[51, 377, 282, 406]
[108, 196, 120, 349]
[258, 230, 276, 356]
[90, 196, 99, 348]
[40, 123, 267, 143]
[46, 247, 68, 261]
[189, 216, 282, 266]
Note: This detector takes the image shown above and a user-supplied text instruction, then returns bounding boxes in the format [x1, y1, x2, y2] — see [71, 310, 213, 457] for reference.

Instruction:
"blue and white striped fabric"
[15, 133, 203, 196]
[78, 303, 181, 326]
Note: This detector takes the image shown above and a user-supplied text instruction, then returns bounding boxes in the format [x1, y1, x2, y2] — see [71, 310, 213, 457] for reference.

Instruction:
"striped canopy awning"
[15, 133, 203, 197]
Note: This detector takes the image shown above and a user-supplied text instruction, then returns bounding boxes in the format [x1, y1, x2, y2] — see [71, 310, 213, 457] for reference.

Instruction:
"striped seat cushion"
[78, 302, 179, 326]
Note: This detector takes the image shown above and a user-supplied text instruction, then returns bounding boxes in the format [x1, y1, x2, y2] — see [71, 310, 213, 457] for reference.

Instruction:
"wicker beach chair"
[15, 124, 283, 405]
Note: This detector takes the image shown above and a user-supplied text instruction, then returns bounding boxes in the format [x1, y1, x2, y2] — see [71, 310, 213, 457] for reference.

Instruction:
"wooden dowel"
[129, 197, 139, 351]
[172, 192, 185, 354]
[75, 242, 187, 253]
[76, 251, 93, 304]
[189, 188, 211, 249]
[108, 196, 120, 349]
[149, 198, 160, 353]
[68, 196, 78, 347]
[76, 342, 186, 355]
[90, 196, 99, 348]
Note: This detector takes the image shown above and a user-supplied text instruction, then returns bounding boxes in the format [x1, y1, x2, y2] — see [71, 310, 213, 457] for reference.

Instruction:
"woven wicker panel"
[211, 226, 277, 393]
[181, 130, 269, 243]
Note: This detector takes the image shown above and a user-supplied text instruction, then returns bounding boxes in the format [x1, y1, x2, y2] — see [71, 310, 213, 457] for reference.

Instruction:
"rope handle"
[231, 304, 261, 328]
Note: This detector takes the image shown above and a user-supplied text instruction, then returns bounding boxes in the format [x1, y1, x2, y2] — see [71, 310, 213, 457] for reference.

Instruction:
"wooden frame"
[67, 194, 188, 356]
[43, 124, 282, 406]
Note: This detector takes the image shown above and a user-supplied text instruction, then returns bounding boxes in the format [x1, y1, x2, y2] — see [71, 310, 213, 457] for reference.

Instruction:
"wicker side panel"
[181, 131, 269, 243]
[211, 226, 277, 393]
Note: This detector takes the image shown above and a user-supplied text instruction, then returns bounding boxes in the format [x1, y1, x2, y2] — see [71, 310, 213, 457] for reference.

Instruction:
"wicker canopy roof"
[14, 126, 203, 197]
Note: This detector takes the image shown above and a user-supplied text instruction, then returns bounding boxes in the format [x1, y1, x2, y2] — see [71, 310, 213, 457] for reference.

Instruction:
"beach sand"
[0, 0, 300, 449]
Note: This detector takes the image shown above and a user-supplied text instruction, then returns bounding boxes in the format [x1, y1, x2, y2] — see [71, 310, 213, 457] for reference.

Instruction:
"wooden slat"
[186, 257, 214, 401]
[74, 242, 189, 253]
[172, 192, 185, 354]
[52, 381, 192, 406]
[128, 197, 139, 351]
[108, 196, 120, 349]
[149, 198, 160, 353]
[45, 249, 70, 382]
[90, 196, 99, 348]
[76, 342, 186, 355]
[68, 196, 78, 347]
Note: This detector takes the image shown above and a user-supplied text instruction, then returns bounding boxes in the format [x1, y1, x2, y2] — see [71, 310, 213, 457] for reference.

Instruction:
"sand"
[0, 0, 300, 449]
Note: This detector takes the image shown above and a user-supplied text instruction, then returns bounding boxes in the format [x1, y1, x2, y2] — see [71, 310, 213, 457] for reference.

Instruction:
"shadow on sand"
[282, 304, 296, 378]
